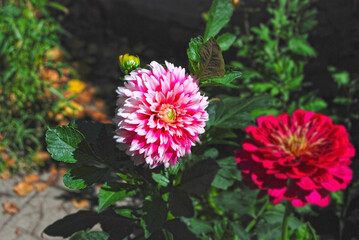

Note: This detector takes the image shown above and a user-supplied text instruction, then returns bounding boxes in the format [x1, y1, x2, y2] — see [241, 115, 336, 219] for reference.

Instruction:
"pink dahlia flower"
[114, 61, 209, 168]
[236, 109, 355, 207]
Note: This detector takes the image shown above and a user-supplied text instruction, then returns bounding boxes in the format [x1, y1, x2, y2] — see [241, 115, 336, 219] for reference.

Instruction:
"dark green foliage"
[43, 210, 99, 238]
[69, 231, 109, 240]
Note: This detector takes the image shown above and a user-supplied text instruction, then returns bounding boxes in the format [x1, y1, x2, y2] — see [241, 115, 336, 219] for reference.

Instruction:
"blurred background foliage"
[1, 0, 359, 239]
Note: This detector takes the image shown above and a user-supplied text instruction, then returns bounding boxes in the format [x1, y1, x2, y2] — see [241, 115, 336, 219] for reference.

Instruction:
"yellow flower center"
[157, 105, 177, 123]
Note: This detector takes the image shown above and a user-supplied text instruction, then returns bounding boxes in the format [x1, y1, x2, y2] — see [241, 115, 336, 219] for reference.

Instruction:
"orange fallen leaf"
[2, 201, 19, 215]
[47, 174, 58, 185]
[75, 90, 92, 104]
[23, 174, 40, 184]
[34, 182, 48, 192]
[94, 99, 105, 110]
[84, 109, 107, 122]
[72, 199, 89, 209]
[13, 182, 35, 196]
[49, 165, 58, 175]
[58, 168, 67, 176]
[5, 158, 16, 168]
[34, 151, 50, 164]
[15, 229, 21, 235]
[0, 170, 11, 180]
[46, 47, 63, 62]
[41, 69, 60, 82]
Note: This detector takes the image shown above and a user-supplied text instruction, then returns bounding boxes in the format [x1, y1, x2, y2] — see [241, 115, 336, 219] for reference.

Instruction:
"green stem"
[245, 198, 270, 233]
[281, 200, 292, 240]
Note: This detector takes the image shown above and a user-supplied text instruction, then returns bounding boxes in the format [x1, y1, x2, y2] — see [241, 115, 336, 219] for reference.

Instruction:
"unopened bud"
[119, 54, 140, 75]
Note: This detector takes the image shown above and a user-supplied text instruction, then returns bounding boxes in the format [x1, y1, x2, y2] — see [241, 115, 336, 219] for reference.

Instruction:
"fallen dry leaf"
[15, 228, 21, 235]
[84, 109, 107, 122]
[23, 174, 40, 184]
[72, 199, 89, 209]
[2, 201, 19, 215]
[41, 69, 60, 82]
[46, 47, 63, 62]
[94, 99, 105, 110]
[0, 169, 12, 180]
[34, 182, 48, 192]
[34, 151, 50, 164]
[49, 165, 58, 175]
[58, 168, 67, 176]
[13, 182, 35, 196]
[47, 174, 57, 185]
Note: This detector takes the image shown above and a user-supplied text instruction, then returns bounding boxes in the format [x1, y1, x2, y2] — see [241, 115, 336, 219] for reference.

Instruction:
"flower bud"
[119, 54, 140, 75]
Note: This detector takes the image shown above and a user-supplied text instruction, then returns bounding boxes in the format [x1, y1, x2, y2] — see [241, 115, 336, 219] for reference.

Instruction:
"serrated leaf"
[208, 95, 273, 129]
[204, 0, 233, 42]
[216, 32, 236, 51]
[204, 71, 241, 88]
[169, 189, 194, 218]
[197, 38, 225, 80]
[98, 182, 136, 212]
[69, 231, 109, 240]
[187, 36, 203, 75]
[63, 166, 107, 189]
[178, 159, 219, 195]
[43, 210, 99, 238]
[46, 126, 98, 163]
[152, 172, 169, 187]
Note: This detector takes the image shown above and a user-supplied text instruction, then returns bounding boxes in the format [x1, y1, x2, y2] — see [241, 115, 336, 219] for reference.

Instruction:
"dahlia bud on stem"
[119, 53, 140, 75]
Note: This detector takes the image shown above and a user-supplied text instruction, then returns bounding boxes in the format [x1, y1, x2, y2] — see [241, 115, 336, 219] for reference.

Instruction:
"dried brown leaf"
[2, 201, 19, 215]
[23, 174, 40, 184]
[34, 182, 48, 192]
[13, 182, 35, 196]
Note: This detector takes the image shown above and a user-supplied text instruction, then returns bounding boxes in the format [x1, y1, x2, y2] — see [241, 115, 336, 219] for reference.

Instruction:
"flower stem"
[281, 200, 292, 240]
[245, 198, 270, 233]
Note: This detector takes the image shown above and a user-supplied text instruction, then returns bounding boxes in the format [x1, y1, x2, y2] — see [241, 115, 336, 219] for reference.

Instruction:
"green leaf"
[197, 37, 225, 80]
[169, 189, 194, 218]
[204, 0, 233, 42]
[98, 182, 136, 212]
[186, 218, 212, 236]
[143, 197, 168, 233]
[207, 95, 273, 129]
[216, 32, 236, 51]
[114, 208, 135, 219]
[331, 70, 350, 87]
[63, 166, 107, 189]
[288, 36, 316, 57]
[204, 71, 241, 88]
[292, 222, 318, 240]
[164, 219, 199, 240]
[212, 156, 241, 190]
[152, 172, 170, 187]
[46, 126, 98, 163]
[213, 190, 258, 217]
[178, 159, 219, 195]
[43, 210, 99, 238]
[187, 36, 203, 75]
[99, 209, 134, 240]
[69, 231, 109, 240]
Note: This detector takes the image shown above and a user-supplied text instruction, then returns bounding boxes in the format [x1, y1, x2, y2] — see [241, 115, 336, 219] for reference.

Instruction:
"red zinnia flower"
[235, 109, 355, 207]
